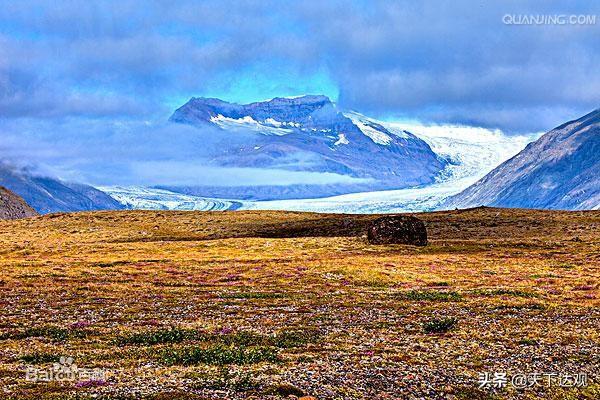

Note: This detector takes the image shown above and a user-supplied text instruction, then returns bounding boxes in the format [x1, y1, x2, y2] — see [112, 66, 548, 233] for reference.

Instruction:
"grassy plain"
[0, 208, 598, 399]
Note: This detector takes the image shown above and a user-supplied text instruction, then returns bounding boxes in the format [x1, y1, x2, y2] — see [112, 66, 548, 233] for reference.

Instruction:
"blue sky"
[0, 1, 599, 185]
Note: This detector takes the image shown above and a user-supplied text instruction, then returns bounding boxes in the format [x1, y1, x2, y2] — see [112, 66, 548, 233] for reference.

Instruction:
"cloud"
[0, 117, 369, 187]
[126, 162, 369, 187]
[0, 0, 598, 133]
[294, 1, 600, 132]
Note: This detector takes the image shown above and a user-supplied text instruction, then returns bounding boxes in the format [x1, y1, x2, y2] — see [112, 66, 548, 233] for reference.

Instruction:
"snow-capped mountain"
[443, 108, 600, 210]
[168, 95, 447, 199]
[101, 101, 534, 213]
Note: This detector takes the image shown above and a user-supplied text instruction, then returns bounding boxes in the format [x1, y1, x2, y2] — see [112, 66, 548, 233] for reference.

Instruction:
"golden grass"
[0, 208, 598, 399]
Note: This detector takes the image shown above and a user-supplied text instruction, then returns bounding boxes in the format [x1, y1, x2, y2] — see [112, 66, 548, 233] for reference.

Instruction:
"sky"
[0, 0, 599, 185]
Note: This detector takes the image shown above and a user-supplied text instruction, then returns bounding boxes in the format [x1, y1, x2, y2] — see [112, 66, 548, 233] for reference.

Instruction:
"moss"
[20, 352, 62, 364]
[395, 290, 462, 302]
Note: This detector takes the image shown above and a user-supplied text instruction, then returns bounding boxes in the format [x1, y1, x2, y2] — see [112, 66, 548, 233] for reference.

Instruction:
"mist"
[0, 117, 368, 187]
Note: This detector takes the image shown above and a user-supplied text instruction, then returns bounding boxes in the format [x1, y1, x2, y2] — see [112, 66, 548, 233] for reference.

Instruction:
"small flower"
[215, 326, 233, 335]
[70, 321, 91, 329]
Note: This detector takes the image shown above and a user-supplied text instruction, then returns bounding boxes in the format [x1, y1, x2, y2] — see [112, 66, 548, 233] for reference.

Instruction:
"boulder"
[367, 215, 427, 246]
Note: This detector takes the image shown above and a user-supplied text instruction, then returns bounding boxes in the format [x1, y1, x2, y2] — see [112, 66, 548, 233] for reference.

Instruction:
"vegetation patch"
[472, 288, 540, 298]
[189, 367, 258, 391]
[395, 290, 462, 302]
[115, 327, 200, 346]
[3, 326, 74, 341]
[426, 281, 450, 287]
[159, 345, 279, 365]
[93, 260, 130, 268]
[423, 317, 458, 334]
[20, 352, 62, 364]
[518, 338, 539, 346]
[219, 292, 286, 299]
[270, 328, 321, 348]
[116, 326, 320, 349]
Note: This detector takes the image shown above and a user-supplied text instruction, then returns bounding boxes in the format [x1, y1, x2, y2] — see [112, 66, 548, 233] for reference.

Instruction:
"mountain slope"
[443, 109, 600, 210]
[0, 164, 124, 214]
[0, 186, 38, 219]
[169, 95, 447, 199]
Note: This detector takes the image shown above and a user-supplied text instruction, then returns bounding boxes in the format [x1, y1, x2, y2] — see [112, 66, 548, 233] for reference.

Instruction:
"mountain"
[102, 99, 533, 212]
[0, 163, 124, 214]
[102, 123, 532, 214]
[0, 186, 38, 220]
[443, 109, 600, 210]
[168, 95, 447, 199]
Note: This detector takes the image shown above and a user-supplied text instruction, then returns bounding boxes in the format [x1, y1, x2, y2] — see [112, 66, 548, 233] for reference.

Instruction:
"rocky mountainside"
[0, 186, 38, 219]
[443, 108, 600, 210]
[0, 164, 124, 214]
[169, 95, 447, 199]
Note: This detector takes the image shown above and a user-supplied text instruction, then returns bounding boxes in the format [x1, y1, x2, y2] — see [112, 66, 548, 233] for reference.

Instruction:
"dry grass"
[0, 208, 598, 399]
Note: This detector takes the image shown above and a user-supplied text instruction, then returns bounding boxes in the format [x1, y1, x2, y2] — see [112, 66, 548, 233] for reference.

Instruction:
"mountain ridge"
[443, 108, 600, 210]
[0, 163, 125, 214]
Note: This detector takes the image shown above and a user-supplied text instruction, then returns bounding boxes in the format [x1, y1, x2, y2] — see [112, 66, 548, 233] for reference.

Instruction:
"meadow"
[0, 208, 598, 399]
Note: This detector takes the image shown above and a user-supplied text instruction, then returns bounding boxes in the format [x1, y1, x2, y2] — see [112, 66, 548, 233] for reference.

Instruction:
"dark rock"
[367, 215, 428, 246]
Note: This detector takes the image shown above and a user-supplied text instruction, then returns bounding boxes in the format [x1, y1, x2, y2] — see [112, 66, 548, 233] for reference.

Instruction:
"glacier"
[100, 119, 537, 214]
[241, 121, 537, 213]
[99, 186, 241, 211]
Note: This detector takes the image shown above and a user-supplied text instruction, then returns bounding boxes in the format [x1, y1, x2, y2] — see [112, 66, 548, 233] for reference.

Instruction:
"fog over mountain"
[0, 162, 123, 214]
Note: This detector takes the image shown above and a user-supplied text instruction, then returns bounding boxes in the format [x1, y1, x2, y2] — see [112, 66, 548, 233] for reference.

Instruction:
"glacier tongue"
[239, 122, 537, 213]
[385, 122, 538, 182]
[98, 186, 241, 211]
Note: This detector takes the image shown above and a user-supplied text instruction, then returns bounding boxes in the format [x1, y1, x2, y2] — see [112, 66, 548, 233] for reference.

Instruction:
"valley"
[99, 119, 535, 214]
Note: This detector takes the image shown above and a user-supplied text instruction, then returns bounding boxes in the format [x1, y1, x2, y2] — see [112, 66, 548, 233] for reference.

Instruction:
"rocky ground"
[0, 187, 38, 220]
[0, 208, 598, 399]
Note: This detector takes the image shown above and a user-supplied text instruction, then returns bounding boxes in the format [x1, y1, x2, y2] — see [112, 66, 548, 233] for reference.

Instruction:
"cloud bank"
[1, 0, 598, 132]
[0, 117, 369, 186]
